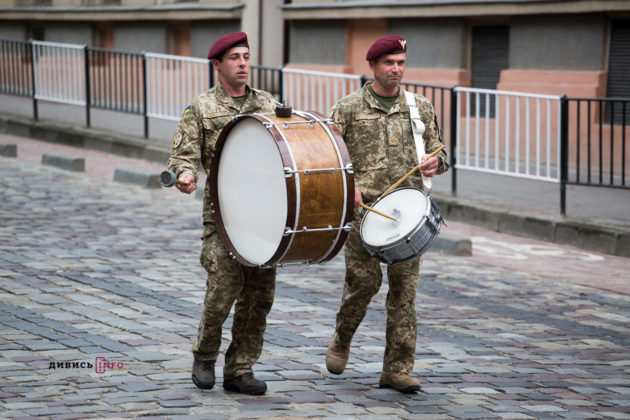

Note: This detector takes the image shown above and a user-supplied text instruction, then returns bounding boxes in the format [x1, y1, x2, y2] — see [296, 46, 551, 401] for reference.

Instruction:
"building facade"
[283, 0, 630, 99]
[0, 0, 629, 98]
[0, 0, 285, 67]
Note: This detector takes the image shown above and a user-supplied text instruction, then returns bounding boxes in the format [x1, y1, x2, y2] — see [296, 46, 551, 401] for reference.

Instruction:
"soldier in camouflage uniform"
[167, 32, 276, 396]
[326, 35, 449, 393]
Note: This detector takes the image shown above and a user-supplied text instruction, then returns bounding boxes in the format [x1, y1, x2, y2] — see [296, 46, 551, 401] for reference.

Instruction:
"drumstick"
[378, 145, 445, 200]
[360, 203, 398, 222]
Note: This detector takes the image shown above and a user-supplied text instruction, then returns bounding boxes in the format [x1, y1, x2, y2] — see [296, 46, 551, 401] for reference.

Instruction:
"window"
[606, 20, 630, 124]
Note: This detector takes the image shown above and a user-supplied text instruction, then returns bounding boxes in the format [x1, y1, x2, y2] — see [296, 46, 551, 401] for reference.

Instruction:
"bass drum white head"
[361, 188, 429, 247]
[216, 118, 288, 265]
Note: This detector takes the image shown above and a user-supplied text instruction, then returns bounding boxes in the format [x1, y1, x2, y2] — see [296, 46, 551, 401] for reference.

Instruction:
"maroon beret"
[208, 32, 249, 60]
[365, 35, 407, 61]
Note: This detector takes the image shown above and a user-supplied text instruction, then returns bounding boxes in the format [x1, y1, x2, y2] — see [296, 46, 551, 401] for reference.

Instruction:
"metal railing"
[89, 47, 145, 115]
[32, 41, 86, 107]
[145, 52, 210, 121]
[1, 38, 628, 216]
[563, 97, 629, 206]
[454, 87, 562, 183]
[283, 68, 362, 116]
[0, 39, 33, 98]
[250, 65, 283, 102]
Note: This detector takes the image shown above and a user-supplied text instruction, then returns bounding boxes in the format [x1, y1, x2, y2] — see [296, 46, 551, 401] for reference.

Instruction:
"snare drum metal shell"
[360, 187, 443, 265]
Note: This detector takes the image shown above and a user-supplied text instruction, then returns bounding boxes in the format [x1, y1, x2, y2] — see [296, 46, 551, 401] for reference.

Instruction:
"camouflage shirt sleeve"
[167, 99, 203, 183]
[328, 102, 347, 140]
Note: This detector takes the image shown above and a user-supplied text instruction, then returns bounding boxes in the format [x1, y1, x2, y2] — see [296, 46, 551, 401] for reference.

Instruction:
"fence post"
[559, 95, 569, 216]
[278, 67, 284, 104]
[29, 40, 38, 120]
[84, 45, 91, 128]
[142, 51, 148, 139]
[450, 86, 458, 196]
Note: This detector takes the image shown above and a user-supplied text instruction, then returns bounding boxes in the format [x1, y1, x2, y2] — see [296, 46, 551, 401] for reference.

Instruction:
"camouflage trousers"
[335, 218, 421, 374]
[193, 223, 276, 378]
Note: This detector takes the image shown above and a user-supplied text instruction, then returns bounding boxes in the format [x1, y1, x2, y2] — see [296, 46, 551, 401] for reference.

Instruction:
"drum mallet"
[378, 145, 445, 200]
[360, 203, 399, 222]
[159, 170, 177, 187]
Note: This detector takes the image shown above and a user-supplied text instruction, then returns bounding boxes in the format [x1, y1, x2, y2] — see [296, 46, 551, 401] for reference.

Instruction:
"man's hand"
[354, 186, 363, 210]
[176, 173, 196, 194]
[418, 155, 439, 178]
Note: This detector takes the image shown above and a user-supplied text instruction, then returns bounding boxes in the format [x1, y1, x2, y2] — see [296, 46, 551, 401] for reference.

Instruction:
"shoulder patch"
[183, 106, 191, 115]
[172, 132, 183, 149]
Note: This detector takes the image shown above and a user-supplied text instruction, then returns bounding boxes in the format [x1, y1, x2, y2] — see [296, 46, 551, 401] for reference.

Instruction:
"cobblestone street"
[1, 156, 630, 419]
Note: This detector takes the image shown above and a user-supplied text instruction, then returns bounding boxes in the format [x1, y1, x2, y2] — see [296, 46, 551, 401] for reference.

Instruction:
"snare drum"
[209, 111, 354, 267]
[360, 187, 442, 265]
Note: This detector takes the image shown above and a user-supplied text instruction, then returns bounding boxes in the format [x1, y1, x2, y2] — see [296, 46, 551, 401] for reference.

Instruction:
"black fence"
[0, 39, 33, 98]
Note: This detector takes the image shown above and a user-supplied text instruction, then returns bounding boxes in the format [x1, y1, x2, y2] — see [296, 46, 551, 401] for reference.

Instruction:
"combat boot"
[326, 333, 350, 374]
[223, 373, 267, 395]
[191, 359, 215, 390]
[379, 371, 420, 393]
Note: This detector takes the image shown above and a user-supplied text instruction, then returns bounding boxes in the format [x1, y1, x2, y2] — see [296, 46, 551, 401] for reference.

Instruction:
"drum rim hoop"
[209, 113, 297, 267]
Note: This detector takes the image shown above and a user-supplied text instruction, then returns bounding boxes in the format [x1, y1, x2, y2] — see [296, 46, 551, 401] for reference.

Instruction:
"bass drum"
[209, 110, 354, 267]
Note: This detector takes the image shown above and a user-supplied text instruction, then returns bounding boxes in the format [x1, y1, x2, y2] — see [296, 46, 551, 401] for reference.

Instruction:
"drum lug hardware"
[345, 163, 354, 174]
[284, 167, 294, 178]
[283, 227, 292, 236]
[264, 122, 274, 129]
[343, 223, 352, 232]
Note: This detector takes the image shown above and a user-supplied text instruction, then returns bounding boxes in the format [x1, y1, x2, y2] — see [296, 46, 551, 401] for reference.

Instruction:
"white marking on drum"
[259, 113, 300, 264]
[297, 110, 349, 264]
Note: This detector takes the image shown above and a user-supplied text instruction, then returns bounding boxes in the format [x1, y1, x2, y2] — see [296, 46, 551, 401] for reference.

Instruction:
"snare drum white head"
[361, 188, 429, 247]
[217, 118, 287, 265]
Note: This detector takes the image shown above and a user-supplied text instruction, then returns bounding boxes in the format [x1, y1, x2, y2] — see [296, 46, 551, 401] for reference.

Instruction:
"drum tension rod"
[283, 223, 352, 236]
[263, 120, 320, 129]
[283, 164, 354, 177]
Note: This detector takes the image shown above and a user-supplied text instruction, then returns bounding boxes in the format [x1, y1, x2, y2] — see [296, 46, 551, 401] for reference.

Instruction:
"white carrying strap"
[404, 90, 431, 192]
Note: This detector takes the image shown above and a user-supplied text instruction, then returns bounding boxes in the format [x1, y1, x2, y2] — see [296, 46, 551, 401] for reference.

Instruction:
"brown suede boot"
[379, 371, 420, 393]
[191, 359, 215, 390]
[326, 333, 350, 374]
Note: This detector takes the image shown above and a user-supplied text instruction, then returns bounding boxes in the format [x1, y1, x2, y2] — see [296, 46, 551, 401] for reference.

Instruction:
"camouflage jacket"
[167, 83, 276, 223]
[328, 82, 448, 204]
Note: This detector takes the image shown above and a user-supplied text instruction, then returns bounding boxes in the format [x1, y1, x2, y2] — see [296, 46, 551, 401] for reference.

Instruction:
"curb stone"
[42, 153, 85, 172]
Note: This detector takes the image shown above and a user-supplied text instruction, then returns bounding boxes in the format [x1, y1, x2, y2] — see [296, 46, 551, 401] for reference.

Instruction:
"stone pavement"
[1, 144, 630, 419]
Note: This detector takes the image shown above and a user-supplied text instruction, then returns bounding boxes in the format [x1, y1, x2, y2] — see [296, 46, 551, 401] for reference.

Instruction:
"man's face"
[369, 52, 406, 91]
[214, 46, 250, 89]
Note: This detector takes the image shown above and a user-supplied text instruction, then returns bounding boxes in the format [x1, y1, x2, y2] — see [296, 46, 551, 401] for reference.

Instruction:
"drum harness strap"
[404, 90, 431, 193]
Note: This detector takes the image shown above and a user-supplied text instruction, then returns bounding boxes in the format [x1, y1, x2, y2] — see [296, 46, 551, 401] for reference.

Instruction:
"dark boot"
[223, 372, 267, 395]
[191, 359, 215, 390]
